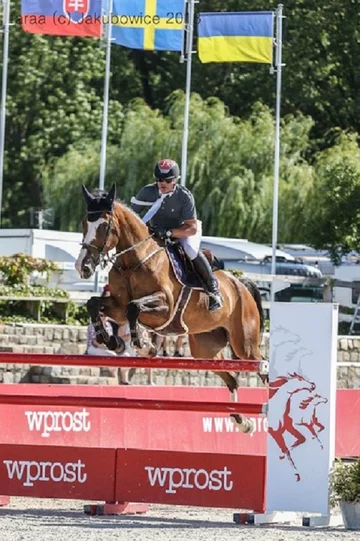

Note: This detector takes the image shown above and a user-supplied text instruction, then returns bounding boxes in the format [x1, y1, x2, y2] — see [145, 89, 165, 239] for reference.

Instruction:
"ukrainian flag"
[198, 12, 274, 64]
[112, 0, 184, 51]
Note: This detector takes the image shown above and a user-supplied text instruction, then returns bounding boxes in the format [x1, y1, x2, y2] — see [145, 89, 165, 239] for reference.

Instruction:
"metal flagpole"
[94, 0, 113, 292]
[0, 0, 10, 227]
[270, 4, 284, 301]
[180, 0, 195, 188]
[99, 0, 113, 191]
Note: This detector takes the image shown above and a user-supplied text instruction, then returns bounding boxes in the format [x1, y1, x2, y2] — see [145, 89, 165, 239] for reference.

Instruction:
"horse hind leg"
[229, 306, 268, 386]
[189, 330, 237, 392]
[189, 331, 254, 435]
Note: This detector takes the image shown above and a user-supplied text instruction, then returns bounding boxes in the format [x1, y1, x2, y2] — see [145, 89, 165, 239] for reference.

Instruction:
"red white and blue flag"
[21, 0, 102, 37]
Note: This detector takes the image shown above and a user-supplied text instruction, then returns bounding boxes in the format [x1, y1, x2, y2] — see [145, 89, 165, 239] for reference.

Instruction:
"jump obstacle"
[0, 303, 352, 526]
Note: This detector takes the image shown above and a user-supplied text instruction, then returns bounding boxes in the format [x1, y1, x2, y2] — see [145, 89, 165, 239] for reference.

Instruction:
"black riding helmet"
[154, 159, 180, 181]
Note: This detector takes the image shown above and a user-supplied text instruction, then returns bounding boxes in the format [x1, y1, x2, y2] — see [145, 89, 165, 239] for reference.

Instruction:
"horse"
[75, 184, 265, 433]
[268, 372, 316, 481]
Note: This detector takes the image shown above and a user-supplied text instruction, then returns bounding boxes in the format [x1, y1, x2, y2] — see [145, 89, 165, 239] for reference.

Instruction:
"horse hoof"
[106, 335, 125, 353]
[230, 414, 254, 435]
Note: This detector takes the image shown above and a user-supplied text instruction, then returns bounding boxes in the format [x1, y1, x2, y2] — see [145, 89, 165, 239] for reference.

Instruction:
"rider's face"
[156, 178, 176, 194]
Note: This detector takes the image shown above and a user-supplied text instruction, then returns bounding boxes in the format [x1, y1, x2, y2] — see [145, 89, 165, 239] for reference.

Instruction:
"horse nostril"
[82, 265, 92, 279]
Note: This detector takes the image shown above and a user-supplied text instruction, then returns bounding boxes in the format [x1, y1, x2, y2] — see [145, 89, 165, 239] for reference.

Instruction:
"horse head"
[75, 184, 118, 278]
[287, 372, 316, 393]
[270, 326, 301, 348]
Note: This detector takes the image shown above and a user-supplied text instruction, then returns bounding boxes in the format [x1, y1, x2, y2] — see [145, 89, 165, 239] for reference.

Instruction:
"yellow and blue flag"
[112, 0, 184, 51]
[198, 11, 274, 64]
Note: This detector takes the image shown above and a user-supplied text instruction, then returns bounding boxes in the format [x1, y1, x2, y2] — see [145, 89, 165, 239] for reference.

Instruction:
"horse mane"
[270, 375, 291, 389]
[298, 395, 314, 410]
[113, 199, 149, 231]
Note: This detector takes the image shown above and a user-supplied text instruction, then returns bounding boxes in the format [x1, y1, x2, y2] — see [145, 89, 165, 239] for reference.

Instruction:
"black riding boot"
[192, 252, 223, 312]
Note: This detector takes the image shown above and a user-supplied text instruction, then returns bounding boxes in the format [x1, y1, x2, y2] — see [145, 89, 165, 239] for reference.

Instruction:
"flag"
[21, 0, 102, 37]
[198, 11, 274, 64]
[111, 0, 184, 51]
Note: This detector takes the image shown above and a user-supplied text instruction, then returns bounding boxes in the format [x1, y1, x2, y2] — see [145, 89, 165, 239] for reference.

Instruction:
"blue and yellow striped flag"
[198, 12, 274, 64]
[112, 0, 184, 51]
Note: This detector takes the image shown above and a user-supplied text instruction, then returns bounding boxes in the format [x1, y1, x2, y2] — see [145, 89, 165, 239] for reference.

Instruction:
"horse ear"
[82, 184, 94, 204]
[106, 183, 116, 206]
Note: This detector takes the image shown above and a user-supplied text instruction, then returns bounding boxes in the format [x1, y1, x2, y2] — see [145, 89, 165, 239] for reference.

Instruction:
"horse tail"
[238, 277, 264, 334]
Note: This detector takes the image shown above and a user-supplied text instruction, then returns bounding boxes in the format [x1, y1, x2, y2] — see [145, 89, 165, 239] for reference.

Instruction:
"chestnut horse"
[76, 184, 265, 433]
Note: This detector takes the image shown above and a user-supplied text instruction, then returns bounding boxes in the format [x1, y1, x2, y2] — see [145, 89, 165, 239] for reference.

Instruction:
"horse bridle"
[81, 211, 164, 273]
[80, 212, 114, 268]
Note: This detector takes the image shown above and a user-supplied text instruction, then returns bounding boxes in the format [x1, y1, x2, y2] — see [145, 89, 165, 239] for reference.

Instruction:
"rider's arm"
[169, 190, 197, 238]
[170, 219, 198, 238]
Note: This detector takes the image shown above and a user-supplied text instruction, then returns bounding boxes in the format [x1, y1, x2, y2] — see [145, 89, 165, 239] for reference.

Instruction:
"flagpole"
[180, 0, 195, 188]
[95, 0, 113, 292]
[99, 0, 113, 191]
[270, 4, 284, 301]
[0, 0, 10, 227]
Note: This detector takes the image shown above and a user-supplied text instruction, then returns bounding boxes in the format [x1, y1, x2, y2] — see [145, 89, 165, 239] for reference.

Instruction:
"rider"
[130, 158, 222, 312]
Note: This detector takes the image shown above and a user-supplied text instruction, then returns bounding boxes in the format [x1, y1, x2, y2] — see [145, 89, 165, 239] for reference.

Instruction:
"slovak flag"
[21, 0, 102, 37]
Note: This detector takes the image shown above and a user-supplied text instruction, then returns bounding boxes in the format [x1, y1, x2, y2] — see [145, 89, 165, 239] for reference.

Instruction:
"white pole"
[0, 0, 10, 227]
[270, 4, 284, 301]
[95, 1, 113, 292]
[180, 0, 195, 187]
[99, 0, 113, 191]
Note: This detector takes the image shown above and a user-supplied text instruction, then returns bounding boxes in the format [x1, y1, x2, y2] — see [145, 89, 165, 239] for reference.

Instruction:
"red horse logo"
[268, 372, 327, 482]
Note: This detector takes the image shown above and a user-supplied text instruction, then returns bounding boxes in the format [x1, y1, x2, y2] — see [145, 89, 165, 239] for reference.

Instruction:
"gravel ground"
[0, 498, 357, 541]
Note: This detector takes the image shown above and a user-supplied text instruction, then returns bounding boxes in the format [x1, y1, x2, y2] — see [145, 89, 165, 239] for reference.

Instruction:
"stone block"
[44, 329, 54, 341]
[340, 338, 348, 351]
[54, 329, 62, 340]
[62, 328, 70, 340]
[69, 329, 79, 343]
[77, 377, 91, 385]
[3, 373, 14, 383]
[350, 352, 359, 362]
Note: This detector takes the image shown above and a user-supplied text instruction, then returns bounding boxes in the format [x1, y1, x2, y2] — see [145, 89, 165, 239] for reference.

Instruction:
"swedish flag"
[198, 12, 274, 64]
[112, 0, 184, 51]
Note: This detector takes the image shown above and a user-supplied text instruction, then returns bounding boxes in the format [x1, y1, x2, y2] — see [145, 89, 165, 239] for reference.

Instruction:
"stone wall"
[0, 323, 359, 388]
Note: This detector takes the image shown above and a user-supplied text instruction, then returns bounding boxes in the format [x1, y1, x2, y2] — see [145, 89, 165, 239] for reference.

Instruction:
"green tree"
[45, 92, 317, 245]
[2, 0, 123, 226]
[306, 134, 360, 263]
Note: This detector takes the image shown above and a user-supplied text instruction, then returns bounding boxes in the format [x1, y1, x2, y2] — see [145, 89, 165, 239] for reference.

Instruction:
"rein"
[110, 235, 165, 277]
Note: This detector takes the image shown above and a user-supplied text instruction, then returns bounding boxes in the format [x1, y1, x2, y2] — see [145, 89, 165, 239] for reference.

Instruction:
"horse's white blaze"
[75, 248, 87, 275]
[75, 218, 106, 276]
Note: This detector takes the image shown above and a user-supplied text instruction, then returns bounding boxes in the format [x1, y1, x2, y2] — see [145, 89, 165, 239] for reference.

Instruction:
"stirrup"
[208, 292, 223, 312]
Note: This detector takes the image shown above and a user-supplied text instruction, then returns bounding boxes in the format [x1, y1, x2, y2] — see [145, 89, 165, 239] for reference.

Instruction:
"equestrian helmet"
[154, 159, 180, 181]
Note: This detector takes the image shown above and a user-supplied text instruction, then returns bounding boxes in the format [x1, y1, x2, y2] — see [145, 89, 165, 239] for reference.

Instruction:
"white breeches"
[179, 220, 202, 260]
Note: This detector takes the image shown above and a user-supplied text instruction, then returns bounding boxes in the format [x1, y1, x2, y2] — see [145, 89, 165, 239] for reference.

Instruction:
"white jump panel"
[266, 303, 338, 515]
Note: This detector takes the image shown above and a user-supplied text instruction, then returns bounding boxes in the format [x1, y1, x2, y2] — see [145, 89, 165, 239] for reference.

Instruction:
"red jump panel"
[0, 445, 116, 501]
[115, 449, 266, 512]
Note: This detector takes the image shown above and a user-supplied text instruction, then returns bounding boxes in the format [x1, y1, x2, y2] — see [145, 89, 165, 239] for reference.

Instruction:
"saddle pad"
[166, 244, 203, 291]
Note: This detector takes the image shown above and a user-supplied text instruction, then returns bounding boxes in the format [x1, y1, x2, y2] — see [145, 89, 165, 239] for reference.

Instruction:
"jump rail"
[0, 394, 267, 414]
[0, 352, 268, 373]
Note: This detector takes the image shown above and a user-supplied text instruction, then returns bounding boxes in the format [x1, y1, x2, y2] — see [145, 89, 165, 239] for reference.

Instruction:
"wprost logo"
[202, 416, 268, 436]
[145, 466, 233, 494]
[24, 409, 91, 438]
[3, 459, 87, 487]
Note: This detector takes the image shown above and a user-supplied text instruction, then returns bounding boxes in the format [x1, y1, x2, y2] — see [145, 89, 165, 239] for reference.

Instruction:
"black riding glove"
[152, 226, 171, 240]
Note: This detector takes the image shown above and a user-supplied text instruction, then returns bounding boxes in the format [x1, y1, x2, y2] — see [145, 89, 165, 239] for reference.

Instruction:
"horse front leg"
[126, 292, 169, 356]
[86, 296, 125, 354]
